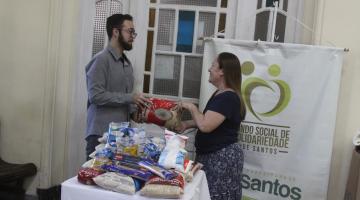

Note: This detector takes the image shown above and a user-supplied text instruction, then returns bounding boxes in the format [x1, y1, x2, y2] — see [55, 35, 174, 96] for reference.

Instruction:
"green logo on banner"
[241, 61, 291, 121]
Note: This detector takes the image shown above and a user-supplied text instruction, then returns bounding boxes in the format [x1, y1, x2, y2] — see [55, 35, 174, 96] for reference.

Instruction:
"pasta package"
[133, 98, 183, 131]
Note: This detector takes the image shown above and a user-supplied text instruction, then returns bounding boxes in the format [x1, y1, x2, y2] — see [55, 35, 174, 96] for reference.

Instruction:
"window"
[254, 0, 288, 42]
[143, 0, 230, 104]
[92, 0, 127, 57]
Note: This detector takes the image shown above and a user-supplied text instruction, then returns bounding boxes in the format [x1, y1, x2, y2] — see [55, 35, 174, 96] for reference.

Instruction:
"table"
[61, 170, 210, 200]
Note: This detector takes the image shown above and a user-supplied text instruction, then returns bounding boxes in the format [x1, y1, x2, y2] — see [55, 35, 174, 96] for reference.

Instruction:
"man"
[85, 14, 149, 160]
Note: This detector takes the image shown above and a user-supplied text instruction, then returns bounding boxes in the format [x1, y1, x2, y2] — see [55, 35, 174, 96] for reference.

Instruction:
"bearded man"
[85, 14, 150, 160]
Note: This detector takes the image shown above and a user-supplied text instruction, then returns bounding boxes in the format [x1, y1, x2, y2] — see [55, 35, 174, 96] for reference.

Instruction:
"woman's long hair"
[218, 52, 246, 120]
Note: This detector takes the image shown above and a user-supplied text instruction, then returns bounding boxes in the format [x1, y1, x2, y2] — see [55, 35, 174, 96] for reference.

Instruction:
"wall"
[0, 0, 49, 194]
[314, 0, 360, 199]
[0, 0, 80, 194]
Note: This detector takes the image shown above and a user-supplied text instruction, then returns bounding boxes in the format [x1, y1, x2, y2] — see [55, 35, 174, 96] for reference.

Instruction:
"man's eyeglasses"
[118, 28, 137, 38]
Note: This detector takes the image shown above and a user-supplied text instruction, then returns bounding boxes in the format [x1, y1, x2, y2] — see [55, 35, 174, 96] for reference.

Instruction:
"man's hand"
[132, 93, 152, 109]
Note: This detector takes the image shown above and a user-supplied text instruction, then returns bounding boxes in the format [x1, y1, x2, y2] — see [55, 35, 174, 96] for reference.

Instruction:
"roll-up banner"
[200, 38, 344, 200]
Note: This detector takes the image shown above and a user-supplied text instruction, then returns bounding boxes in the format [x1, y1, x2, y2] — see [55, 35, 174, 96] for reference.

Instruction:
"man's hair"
[106, 14, 133, 39]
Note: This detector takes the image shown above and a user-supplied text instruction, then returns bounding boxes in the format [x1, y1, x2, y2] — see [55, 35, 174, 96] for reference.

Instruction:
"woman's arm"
[182, 102, 225, 133]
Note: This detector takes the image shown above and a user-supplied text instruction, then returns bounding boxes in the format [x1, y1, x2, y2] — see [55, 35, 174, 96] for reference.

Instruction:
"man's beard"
[118, 35, 132, 51]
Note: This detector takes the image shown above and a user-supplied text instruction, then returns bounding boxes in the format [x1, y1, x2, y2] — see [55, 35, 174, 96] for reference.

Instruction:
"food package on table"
[158, 131, 188, 172]
[133, 98, 183, 131]
[140, 173, 185, 199]
[81, 159, 94, 168]
[90, 148, 113, 169]
[102, 163, 153, 182]
[93, 172, 137, 195]
[138, 160, 177, 180]
[184, 162, 203, 182]
[77, 168, 104, 185]
[143, 136, 166, 161]
[105, 122, 146, 156]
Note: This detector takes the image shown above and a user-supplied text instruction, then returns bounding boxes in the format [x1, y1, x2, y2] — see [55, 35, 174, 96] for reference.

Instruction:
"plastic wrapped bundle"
[77, 168, 103, 185]
[140, 173, 185, 199]
[133, 98, 182, 131]
[93, 172, 137, 194]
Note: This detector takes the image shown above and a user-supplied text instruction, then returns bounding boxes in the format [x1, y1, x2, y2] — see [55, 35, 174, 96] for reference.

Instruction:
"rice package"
[140, 173, 185, 199]
[133, 98, 183, 130]
[93, 172, 137, 194]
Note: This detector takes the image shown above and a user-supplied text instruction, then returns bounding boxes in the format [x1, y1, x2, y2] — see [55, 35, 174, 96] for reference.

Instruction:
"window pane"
[176, 11, 195, 53]
[110, 0, 122, 15]
[157, 9, 175, 51]
[283, 0, 288, 11]
[150, 0, 156, 3]
[266, 0, 275, 7]
[145, 31, 154, 71]
[153, 54, 181, 96]
[149, 8, 156, 27]
[221, 0, 228, 8]
[275, 13, 286, 42]
[92, 0, 108, 56]
[254, 11, 270, 41]
[143, 74, 150, 93]
[183, 56, 203, 98]
[218, 13, 226, 33]
[257, 0, 262, 9]
[160, 0, 217, 7]
[196, 12, 216, 54]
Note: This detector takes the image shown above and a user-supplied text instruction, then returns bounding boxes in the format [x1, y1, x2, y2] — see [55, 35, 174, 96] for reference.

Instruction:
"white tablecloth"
[61, 170, 210, 200]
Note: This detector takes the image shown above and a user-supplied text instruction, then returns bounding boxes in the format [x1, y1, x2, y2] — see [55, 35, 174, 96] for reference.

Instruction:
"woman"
[178, 52, 246, 200]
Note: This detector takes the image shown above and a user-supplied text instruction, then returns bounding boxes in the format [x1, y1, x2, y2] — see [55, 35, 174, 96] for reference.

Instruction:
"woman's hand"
[175, 120, 197, 133]
[178, 101, 195, 111]
[175, 121, 188, 133]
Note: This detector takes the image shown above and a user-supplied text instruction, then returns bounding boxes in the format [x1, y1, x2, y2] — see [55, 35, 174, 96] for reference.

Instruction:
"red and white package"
[77, 168, 103, 185]
[134, 98, 183, 131]
[140, 173, 185, 198]
[184, 162, 203, 182]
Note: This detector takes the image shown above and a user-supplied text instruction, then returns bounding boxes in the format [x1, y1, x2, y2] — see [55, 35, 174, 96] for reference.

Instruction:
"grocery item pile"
[78, 99, 202, 199]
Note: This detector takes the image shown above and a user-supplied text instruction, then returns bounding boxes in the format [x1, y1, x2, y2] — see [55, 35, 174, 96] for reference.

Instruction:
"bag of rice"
[93, 172, 137, 195]
[140, 173, 185, 199]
